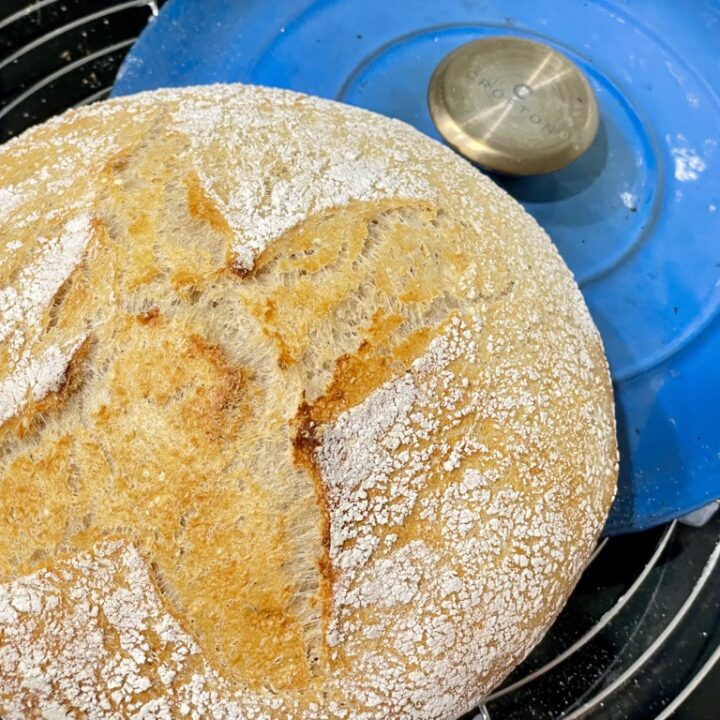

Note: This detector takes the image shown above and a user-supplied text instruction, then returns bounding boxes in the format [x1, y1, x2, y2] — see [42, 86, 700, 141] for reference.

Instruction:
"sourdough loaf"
[0, 84, 617, 719]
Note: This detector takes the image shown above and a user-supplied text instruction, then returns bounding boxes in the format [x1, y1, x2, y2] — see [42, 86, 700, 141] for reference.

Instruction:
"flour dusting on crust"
[315, 313, 608, 718]
[0, 214, 91, 424]
[0, 541, 287, 720]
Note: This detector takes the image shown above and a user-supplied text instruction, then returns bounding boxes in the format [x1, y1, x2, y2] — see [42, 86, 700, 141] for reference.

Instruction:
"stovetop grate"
[1, 3, 719, 718]
[473, 518, 720, 719]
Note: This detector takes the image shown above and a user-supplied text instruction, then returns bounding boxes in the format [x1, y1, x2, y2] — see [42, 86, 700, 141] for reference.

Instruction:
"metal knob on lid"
[428, 37, 599, 175]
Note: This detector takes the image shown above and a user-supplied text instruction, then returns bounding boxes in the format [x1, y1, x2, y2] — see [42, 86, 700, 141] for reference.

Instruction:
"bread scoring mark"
[100, 127, 229, 298]
[1, 335, 92, 441]
[240, 200, 442, 374]
[295, 308, 435, 431]
[248, 199, 435, 279]
[184, 171, 233, 238]
[309, 314, 495, 717]
[0, 214, 92, 426]
[292, 400, 335, 640]
[229, 262, 253, 279]
[318, 313, 476, 589]
[0, 335, 88, 431]
[46, 271, 75, 331]
[307, 310, 435, 427]
[291, 306, 444, 682]
[259, 298, 296, 370]
[172, 90, 438, 274]
[61, 312, 320, 695]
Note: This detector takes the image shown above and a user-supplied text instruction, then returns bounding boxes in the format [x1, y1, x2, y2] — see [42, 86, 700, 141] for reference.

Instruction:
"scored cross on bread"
[0, 85, 617, 720]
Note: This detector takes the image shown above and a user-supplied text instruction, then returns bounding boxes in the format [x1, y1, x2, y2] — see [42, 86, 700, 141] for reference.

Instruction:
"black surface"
[1, 2, 719, 719]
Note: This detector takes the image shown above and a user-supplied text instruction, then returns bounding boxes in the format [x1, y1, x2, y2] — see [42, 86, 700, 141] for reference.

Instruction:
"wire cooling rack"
[0, 0, 160, 138]
[1, 3, 719, 718]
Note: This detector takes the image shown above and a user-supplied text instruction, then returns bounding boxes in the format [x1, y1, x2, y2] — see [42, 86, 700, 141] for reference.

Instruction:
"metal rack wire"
[470, 518, 720, 719]
[1, 2, 718, 718]
[0, 0, 160, 138]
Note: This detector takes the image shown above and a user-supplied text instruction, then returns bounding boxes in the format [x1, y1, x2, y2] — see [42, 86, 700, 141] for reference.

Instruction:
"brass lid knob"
[428, 36, 599, 175]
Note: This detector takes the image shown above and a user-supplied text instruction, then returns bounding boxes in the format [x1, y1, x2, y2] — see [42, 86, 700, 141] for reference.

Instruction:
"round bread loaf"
[0, 85, 617, 720]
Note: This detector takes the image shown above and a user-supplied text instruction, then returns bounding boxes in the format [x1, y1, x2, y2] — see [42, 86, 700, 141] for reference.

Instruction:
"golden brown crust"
[0, 84, 617, 719]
